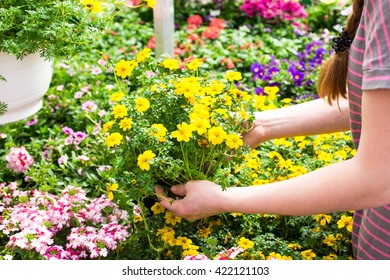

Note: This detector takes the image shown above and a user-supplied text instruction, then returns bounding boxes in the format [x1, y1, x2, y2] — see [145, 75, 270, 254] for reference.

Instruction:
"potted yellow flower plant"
[103, 47, 257, 204]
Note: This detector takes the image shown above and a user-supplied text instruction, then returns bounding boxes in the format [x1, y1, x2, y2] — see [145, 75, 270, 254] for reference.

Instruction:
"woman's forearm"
[221, 157, 380, 216]
[257, 97, 350, 141]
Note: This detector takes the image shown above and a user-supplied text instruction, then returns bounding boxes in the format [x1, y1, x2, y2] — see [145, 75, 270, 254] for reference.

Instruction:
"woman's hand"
[242, 116, 268, 149]
[155, 180, 226, 221]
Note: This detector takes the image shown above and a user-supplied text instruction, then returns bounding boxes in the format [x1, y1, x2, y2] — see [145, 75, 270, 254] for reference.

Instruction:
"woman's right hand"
[242, 115, 269, 149]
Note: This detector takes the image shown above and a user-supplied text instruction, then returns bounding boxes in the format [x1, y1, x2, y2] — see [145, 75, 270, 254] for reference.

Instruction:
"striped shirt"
[348, 0, 390, 259]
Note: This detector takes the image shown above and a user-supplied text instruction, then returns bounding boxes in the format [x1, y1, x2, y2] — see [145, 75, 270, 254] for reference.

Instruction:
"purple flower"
[250, 62, 265, 80]
[254, 87, 265, 95]
[290, 69, 305, 86]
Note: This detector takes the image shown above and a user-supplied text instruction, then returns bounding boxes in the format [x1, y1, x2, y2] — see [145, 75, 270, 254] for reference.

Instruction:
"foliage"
[0, 0, 152, 60]
[304, 0, 351, 32]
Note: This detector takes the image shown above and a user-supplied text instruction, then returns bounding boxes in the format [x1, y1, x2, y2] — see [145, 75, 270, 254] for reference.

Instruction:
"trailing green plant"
[0, 101, 7, 117]
[0, 0, 151, 60]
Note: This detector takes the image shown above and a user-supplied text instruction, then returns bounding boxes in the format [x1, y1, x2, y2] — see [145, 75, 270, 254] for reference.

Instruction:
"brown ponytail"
[317, 0, 364, 104]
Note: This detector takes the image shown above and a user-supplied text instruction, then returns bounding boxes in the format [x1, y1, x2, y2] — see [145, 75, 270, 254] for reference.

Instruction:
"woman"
[156, 0, 390, 259]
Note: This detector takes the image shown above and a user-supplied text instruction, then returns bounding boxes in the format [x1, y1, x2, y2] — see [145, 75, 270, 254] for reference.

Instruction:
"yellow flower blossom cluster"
[103, 49, 256, 202]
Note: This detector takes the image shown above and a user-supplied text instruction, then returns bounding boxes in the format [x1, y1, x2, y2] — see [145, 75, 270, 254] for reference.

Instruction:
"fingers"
[154, 185, 175, 208]
[171, 184, 188, 197]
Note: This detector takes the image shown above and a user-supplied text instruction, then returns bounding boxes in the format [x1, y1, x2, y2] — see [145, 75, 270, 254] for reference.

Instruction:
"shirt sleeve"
[362, 0, 390, 90]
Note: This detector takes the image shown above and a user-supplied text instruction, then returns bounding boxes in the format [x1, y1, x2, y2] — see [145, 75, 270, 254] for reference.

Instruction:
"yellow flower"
[264, 86, 279, 99]
[208, 80, 225, 95]
[171, 122, 193, 142]
[119, 117, 132, 131]
[112, 104, 128, 119]
[134, 215, 143, 222]
[314, 214, 332, 226]
[182, 244, 200, 257]
[103, 121, 114, 132]
[301, 249, 316, 260]
[137, 150, 156, 171]
[225, 71, 242, 82]
[150, 124, 167, 142]
[198, 227, 212, 238]
[165, 211, 182, 225]
[136, 48, 152, 62]
[161, 58, 180, 71]
[323, 234, 337, 246]
[245, 158, 260, 169]
[207, 126, 227, 145]
[266, 252, 282, 260]
[191, 118, 210, 135]
[323, 253, 338, 260]
[114, 59, 138, 79]
[175, 237, 193, 249]
[238, 237, 254, 249]
[106, 183, 118, 200]
[151, 202, 165, 215]
[225, 134, 243, 149]
[135, 97, 150, 113]
[337, 215, 353, 232]
[106, 132, 123, 148]
[187, 58, 202, 71]
[145, 0, 156, 8]
[110, 91, 125, 103]
[81, 0, 103, 13]
[287, 243, 303, 250]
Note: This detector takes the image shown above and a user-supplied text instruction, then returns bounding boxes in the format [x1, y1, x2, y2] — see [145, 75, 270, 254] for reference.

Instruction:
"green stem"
[138, 199, 164, 259]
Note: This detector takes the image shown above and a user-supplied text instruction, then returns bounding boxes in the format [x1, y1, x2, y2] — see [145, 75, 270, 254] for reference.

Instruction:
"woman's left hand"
[155, 180, 226, 221]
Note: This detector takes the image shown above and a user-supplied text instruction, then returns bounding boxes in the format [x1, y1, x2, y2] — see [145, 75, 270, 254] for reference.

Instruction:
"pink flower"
[91, 66, 102, 75]
[214, 247, 244, 260]
[26, 117, 38, 126]
[62, 126, 74, 135]
[73, 131, 87, 145]
[184, 254, 210, 260]
[82, 101, 98, 112]
[44, 245, 70, 260]
[98, 59, 107, 66]
[64, 136, 74, 145]
[74, 91, 84, 99]
[6, 147, 34, 173]
[58, 155, 68, 165]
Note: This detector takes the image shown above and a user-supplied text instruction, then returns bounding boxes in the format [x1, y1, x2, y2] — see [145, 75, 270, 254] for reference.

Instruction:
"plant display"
[103, 48, 255, 203]
[0, 2, 357, 260]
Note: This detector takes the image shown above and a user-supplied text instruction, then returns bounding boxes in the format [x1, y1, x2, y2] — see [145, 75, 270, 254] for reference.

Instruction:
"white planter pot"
[0, 52, 53, 125]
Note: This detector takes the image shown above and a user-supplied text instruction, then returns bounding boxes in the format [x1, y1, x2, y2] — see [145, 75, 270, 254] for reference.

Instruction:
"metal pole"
[153, 0, 175, 58]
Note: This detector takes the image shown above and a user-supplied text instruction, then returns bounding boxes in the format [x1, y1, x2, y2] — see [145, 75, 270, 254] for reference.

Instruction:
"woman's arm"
[243, 96, 350, 148]
[156, 89, 390, 220]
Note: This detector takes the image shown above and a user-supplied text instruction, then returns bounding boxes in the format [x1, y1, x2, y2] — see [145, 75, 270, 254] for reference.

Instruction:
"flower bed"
[0, 1, 355, 260]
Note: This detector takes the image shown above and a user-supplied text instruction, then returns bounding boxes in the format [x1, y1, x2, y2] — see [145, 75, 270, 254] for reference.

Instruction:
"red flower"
[147, 36, 155, 49]
[209, 18, 225, 30]
[187, 14, 203, 28]
[201, 26, 220, 40]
